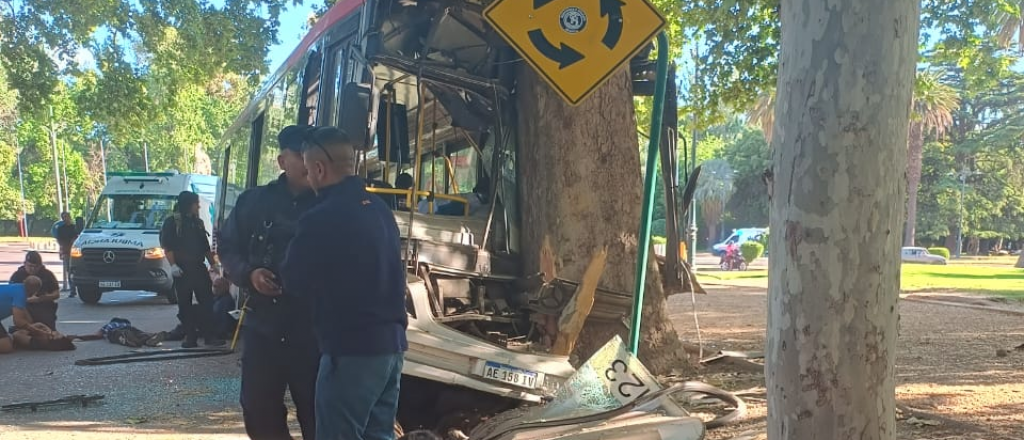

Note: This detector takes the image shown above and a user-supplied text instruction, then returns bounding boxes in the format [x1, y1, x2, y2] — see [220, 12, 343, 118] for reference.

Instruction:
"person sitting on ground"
[7, 276, 47, 334]
[211, 276, 237, 340]
[0, 283, 37, 354]
[9, 251, 61, 331]
[6, 277, 75, 352]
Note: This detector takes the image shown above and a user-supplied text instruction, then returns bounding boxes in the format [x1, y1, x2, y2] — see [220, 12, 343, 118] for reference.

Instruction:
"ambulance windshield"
[87, 195, 177, 230]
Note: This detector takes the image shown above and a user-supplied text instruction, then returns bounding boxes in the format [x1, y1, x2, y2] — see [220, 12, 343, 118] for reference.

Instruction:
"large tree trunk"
[944, 229, 958, 255]
[1016, 251, 1024, 268]
[516, 66, 690, 375]
[707, 221, 718, 248]
[767, 0, 918, 439]
[703, 200, 723, 246]
[967, 236, 980, 256]
[905, 121, 924, 246]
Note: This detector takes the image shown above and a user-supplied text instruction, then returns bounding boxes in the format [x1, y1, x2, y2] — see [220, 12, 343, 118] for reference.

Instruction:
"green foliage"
[0, 0, 300, 115]
[651, 219, 667, 238]
[651, 236, 668, 245]
[0, 59, 252, 221]
[718, 126, 771, 232]
[671, 0, 1024, 132]
[740, 241, 764, 264]
[757, 230, 769, 253]
[677, 0, 780, 129]
[928, 247, 951, 259]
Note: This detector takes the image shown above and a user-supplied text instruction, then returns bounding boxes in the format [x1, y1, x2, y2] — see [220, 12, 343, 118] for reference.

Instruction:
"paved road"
[0, 245, 256, 438]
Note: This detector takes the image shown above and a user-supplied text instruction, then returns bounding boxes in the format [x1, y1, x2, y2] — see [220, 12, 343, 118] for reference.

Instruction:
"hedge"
[928, 247, 951, 259]
[740, 241, 765, 263]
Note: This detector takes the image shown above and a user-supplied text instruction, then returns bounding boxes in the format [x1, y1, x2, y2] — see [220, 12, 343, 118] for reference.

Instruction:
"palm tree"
[905, 71, 959, 246]
[996, 6, 1024, 53]
[695, 159, 735, 246]
[747, 90, 776, 142]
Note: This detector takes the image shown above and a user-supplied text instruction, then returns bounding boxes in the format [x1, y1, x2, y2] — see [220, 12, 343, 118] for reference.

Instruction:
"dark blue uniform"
[281, 175, 408, 440]
[219, 173, 320, 440]
[160, 211, 219, 346]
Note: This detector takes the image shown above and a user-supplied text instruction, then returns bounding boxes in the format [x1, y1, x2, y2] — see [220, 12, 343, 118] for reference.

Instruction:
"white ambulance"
[70, 171, 222, 304]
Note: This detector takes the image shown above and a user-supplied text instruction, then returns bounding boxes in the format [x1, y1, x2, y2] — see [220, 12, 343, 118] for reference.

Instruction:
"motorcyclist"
[721, 241, 740, 270]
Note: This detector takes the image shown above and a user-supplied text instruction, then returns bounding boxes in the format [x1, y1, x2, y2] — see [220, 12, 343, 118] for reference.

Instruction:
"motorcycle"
[719, 248, 747, 271]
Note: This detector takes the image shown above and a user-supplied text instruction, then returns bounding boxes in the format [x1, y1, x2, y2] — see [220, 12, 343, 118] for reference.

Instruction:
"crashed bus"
[214, 0, 725, 437]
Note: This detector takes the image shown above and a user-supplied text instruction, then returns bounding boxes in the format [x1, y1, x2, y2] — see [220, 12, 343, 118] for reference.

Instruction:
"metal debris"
[1, 394, 104, 412]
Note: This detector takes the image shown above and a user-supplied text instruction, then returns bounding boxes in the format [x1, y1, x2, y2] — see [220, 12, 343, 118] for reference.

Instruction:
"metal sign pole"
[629, 31, 669, 356]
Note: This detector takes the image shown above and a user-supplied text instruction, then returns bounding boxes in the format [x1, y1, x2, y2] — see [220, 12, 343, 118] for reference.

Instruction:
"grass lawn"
[698, 261, 1024, 299]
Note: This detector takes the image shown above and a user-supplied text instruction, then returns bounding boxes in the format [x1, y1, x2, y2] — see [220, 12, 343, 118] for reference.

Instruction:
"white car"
[901, 247, 948, 265]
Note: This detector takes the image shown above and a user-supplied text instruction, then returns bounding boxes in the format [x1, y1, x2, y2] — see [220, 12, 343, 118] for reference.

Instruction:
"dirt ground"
[668, 281, 1024, 440]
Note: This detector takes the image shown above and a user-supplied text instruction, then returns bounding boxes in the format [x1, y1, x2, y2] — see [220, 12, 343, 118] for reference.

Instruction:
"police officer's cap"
[278, 125, 315, 152]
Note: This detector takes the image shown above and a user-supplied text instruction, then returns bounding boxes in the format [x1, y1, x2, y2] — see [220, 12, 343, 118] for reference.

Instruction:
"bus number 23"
[604, 359, 651, 399]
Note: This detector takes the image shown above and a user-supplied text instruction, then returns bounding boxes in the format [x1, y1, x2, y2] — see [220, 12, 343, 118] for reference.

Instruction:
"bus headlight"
[70, 247, 82, 258]
[143, 247, 166, 260]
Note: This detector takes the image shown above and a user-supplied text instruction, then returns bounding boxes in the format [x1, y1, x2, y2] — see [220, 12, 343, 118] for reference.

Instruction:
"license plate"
[98, 281, 121, 288]
[479, 361, 539, 389]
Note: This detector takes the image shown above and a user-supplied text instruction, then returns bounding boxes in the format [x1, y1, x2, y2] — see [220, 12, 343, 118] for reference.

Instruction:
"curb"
[30, 242, 60, 253]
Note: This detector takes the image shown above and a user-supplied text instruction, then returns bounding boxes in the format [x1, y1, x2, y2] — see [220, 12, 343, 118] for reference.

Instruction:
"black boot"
[166, 324, 187, 341]
[182, 335, 199, 348]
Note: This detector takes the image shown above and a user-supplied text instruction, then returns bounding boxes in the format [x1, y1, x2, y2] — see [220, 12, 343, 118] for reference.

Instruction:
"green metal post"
[629, 31, 670, 355]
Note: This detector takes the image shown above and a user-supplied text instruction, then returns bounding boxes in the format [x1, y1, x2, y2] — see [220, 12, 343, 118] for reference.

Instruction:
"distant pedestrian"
[282, 127, 407, 440]
[56, 212, 80, 296]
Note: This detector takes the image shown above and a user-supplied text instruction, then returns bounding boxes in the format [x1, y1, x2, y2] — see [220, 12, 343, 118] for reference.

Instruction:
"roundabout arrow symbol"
[600, 0, 624, 50]
[528, 29, 584, 69]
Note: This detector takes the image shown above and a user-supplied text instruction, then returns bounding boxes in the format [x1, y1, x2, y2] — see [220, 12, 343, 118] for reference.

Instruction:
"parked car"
[901, 247, 948, 265]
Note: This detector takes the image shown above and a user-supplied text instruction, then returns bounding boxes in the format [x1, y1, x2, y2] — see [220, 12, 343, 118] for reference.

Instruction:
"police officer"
[218, 125, 320, 440]
[160, 191, 224, 348]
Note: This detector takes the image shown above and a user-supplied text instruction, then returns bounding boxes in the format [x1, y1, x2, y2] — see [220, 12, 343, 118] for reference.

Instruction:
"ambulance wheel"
[78, 288, 102, 305]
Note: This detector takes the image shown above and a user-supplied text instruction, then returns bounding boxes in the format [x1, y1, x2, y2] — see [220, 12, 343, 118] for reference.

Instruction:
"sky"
[267, 3, 319, 70]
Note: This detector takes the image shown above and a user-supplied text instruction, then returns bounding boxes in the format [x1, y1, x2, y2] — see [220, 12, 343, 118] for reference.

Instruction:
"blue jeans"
[211, 295, 235, 339]
[316, 352, 404, 440]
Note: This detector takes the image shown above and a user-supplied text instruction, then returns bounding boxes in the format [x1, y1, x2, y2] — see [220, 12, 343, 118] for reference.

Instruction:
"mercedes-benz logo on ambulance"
[102, 251, 116, 264]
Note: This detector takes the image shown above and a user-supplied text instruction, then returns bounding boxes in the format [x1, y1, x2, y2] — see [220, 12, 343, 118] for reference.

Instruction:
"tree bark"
[767, 0, 918, 439]
[904, 121, 924, 246]
[516, 66, 690, 375]
[967, 236, 980, 256]
[944, 229, 958, 255]
[1016, 251, 1024, 268]
[703, 200, 723, 246]
[707, 221, 718, 248]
